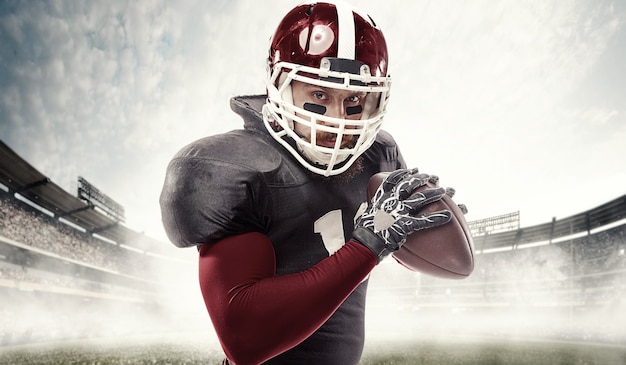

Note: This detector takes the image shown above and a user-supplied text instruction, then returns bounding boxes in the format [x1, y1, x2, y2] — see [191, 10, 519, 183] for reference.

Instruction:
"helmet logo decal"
[299, 25, 334, 56]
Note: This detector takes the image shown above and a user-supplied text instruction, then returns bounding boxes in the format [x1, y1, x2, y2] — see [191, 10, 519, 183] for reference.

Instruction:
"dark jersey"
[160, 95, 405, 364]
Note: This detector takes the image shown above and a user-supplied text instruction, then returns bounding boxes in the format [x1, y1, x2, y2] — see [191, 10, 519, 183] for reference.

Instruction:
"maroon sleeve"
[198, 232, 377, 365]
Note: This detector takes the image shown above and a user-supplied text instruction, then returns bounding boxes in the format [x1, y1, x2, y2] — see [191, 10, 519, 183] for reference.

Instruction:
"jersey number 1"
[314, 209, 345, 256]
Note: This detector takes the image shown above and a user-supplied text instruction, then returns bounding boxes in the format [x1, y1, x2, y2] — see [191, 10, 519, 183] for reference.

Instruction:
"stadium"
[1, 139, 624, 364]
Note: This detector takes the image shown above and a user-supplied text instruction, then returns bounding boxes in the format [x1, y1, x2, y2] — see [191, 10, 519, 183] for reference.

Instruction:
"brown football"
[367, 172, 475, 279]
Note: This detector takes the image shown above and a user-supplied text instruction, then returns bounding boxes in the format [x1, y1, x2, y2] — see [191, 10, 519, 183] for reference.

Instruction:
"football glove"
[444, 186, 469, 214]
[352, 168, 452, 262]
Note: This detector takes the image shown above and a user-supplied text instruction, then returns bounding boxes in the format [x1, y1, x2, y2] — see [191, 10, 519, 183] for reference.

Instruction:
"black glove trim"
[352, 227, 393, 263]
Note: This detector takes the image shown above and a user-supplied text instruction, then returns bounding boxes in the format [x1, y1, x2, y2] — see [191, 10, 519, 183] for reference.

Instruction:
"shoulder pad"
[159, 132, 304, 247]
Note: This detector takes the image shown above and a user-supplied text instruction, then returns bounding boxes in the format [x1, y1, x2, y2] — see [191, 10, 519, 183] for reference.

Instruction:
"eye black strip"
[346, 105, 363, 115]
[303, 103, 327, 115]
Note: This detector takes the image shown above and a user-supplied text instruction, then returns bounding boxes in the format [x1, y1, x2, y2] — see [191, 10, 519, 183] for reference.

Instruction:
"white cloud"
[374, 0, 626, 224]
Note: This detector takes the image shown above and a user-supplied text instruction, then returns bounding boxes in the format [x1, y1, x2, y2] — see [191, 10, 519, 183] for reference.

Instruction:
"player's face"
[291, 80, 367, 149]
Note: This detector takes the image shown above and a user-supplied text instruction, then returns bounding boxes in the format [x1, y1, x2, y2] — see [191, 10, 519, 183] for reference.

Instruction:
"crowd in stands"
[413, 225, 626, 309]
[0, 191, 199, 345]
[0, 192, 153, 276]
[571, 227, 625, 275]
[0, 262, 152, 299]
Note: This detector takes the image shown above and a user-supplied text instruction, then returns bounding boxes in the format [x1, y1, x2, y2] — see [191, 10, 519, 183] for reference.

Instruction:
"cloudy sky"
[1, 0, 625, 244]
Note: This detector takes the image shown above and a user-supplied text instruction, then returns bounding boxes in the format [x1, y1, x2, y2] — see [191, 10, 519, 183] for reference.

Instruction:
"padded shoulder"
[159, 132, 299, 248]
[365, 129, 407, 171]
[174, 130, 280, 172]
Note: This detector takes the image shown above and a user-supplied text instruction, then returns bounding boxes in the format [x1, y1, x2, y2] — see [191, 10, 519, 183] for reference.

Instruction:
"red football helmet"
[262, 1, 392, 176]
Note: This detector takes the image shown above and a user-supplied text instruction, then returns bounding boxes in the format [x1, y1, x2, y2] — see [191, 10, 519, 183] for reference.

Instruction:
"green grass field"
[1, 335, 624, 365]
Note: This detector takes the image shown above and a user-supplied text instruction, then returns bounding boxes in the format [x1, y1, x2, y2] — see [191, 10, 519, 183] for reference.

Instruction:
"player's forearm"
[198, 232, 376, 364]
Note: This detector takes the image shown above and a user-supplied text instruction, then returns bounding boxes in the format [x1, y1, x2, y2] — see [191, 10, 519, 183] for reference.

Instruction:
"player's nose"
[323, 101, 346, 119]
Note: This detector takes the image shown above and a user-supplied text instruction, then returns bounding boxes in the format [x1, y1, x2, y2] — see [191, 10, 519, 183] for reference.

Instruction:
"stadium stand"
[0, 141, 200, 345]
[368, 200, 625, 344]
[1, 139, 624, 346]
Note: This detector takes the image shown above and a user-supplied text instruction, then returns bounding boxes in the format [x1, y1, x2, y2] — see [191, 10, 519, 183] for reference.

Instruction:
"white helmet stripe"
[335, 1, 355, 59]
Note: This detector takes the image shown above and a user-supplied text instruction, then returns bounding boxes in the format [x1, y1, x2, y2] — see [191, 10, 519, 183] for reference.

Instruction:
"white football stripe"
[334, 1, 355, 59]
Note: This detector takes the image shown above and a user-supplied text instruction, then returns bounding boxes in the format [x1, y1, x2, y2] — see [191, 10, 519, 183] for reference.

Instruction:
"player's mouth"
[317, 136, 338, 148]
[315, 132, 357, 149]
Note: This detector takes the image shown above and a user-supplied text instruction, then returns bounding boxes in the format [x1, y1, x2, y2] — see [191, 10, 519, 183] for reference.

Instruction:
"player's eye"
[346, 95, 362, 103]
[311, 91, 327, 100]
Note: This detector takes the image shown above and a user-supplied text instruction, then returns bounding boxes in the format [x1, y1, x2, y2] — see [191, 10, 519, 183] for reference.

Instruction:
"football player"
[160, 1, 452, 364]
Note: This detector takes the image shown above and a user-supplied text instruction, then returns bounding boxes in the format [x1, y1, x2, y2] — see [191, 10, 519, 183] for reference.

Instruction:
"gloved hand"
[352, 168, 452, 262]
[444, 186, 469, 214]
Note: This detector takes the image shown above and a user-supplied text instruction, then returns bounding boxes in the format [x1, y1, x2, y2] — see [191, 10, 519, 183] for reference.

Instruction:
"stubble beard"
[313, 156, 364, 185]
